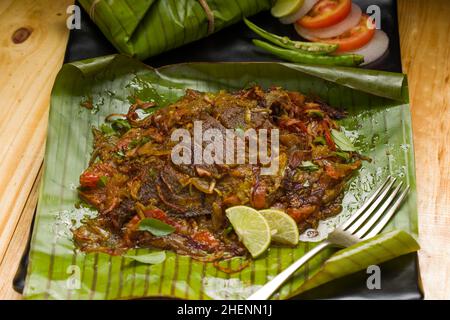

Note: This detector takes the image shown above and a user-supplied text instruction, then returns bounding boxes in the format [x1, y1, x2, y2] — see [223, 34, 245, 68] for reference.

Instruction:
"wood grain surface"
[0, 0, 73, 299]
[0, 0, 448, 299]
[398, 0, 450, 299]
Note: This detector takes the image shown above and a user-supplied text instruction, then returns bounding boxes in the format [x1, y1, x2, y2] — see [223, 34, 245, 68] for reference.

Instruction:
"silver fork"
[247, 175, 409, 300]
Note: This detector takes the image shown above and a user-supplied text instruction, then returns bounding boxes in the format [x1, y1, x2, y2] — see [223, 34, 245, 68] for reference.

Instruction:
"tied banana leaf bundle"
[78, 0, 272, 60]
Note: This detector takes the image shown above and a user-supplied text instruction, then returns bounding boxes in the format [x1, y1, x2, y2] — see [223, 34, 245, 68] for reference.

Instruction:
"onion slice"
[346, 30, 389, 65]
[279, 0, 319, 25]
[294, 4, 362, 39]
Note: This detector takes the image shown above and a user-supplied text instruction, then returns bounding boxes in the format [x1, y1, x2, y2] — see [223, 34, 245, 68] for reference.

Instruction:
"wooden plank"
[398, 0, 450, 300]
[0, 0, 73, 264]
[0, 0, 449, 300]
[0, 167, 42, 299]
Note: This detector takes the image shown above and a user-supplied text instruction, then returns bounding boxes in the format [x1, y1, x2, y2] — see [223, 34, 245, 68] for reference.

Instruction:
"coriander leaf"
[331, 129, 356, 152]
[115, 150, 125, 158]
[138, 218, 175, 237]
[111, 119, 131, 132]
[129, 136, 151, 149]
[333, 151, 351, 161]
[299, 161, 319, 171]
[124, 251, 166, 264]
[141, 136, 150, 145]
[148, 168, 157, 178]
[305, 109, 324, 119]
[100, 123, 115, 135]
[128, 139, 140, 149]
[224, 225, 234, 235]
[142, 108, 156, 114]
[313, 136, 326, 145]
[98, 176, 108, 187]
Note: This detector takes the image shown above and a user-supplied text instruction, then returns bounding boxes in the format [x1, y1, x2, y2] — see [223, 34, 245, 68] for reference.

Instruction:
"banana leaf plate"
[21, 54, 420, 300]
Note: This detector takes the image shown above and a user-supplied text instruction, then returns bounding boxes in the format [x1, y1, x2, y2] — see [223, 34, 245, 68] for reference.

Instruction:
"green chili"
[244, 18, 338, 55]
[253, 39, 364, 67]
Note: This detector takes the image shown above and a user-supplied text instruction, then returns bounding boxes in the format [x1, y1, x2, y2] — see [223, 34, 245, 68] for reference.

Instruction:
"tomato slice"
[144, 208, 168, 220]
[309, 15, 376, 52]
[79, 163, 113, 188]
[286, 206, 317, 223]
[80, 172, 100, 188]
[298, 0, 352, 29]
[192, 230, 220, 249]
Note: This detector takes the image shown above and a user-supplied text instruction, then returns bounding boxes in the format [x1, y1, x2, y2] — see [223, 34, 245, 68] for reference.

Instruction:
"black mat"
[14, 0, 423, 300]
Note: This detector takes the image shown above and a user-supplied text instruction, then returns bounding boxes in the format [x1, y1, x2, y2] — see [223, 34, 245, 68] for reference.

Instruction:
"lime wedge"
[271, 0, 305, 18]
[226, 206, 271, 258]
[259, 209, 299, 246]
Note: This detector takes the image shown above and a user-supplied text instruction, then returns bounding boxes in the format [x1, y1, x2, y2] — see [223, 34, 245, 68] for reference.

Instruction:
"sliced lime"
[259, 209, 299, 246]
[226, 206, 271, 258]
[271, 0, 305, 18]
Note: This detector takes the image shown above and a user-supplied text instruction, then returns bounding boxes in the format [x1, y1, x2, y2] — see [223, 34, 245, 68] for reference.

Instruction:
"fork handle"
[247, 241, 332, 300]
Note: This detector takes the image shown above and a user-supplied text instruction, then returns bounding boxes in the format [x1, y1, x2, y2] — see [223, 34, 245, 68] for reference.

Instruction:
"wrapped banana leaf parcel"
[78, 0, 272, 60]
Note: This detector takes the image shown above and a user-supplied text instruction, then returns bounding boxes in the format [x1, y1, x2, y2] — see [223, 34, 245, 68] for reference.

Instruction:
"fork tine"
[354, 182, 403, 238]
[362, 186, 410, 239]
[345, 177, 397, 233]
[340, 176, 392, 230]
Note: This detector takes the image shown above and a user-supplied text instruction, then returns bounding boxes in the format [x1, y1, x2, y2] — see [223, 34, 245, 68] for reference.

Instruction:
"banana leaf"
[23, 55, 419, 300]
[78, 0, 272, 60]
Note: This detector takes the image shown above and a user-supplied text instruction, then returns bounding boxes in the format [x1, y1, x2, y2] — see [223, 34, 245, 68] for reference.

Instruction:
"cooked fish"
[73, 86, 362, 259]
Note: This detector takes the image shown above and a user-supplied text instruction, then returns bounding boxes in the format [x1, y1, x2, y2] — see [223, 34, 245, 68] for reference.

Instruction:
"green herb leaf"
[313, 136, 326, 145]
[331, 129, 356, 152]
[138, 218, 175, 237]
[224, 225, 234, 235]
[305, 109, 324, 119]
[110, 119, 131, 132]
[114, 150, 125, 159]
[129, 136, 151, 149]
[98, 176, 108, 187]
[333, 151, 351, 161]
[142, 108, 156, 114]
[148, 168, 157, 178]
[100, 123, 115, 135]
[124, 251, 166, 264]
[299, 161, 319, 171]
[128, 139, 140, 149]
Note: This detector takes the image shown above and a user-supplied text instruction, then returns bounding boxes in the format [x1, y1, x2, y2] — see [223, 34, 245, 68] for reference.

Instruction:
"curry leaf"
[138, 218, 175, 237]
[313, 136, 326, 145]
[331, 129, 356, 152]
[224, 225, 234, 235]
[299, 161, 319, 171]
[333, 151, 351, 161]
[100, 123, 115, 135]
[110, 118, 131, 132]
[124, 251, 166, 264]
[305, 109, 324, 119]
[115, 150, 125, 158]
[98, 176, 108, 187]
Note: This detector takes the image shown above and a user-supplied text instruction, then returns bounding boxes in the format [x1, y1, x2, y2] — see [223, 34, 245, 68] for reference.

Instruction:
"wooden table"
[0, 0, 448, 300]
